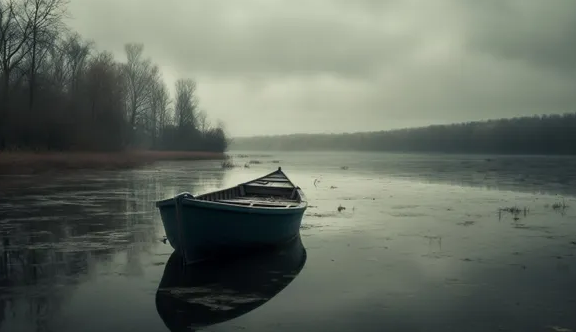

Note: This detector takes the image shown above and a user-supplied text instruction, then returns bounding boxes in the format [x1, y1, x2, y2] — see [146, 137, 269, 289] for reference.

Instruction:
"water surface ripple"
[0, 153, 575, 332]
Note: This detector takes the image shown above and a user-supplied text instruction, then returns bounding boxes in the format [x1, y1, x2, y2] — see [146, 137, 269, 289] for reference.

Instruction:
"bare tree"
[23, 0, 69, 111]
[156, 83, 171, 130]
[0, 2, 228, 152]
[196, 108, 210, 134]
[148, 78, 170, 147]
[0, 0, 30, 105]
[42, 32, 92, 94]
[143, 64, 160, 143]
[82, 50, 127, 149]
[174, 78, 197, 130]
[62, 32, 92, 94]
[123, 43, 156, 135]
[0, 0, 31, 148]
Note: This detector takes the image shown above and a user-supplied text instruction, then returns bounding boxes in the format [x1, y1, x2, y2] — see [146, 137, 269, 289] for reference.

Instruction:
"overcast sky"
[66, 0, 575, 137]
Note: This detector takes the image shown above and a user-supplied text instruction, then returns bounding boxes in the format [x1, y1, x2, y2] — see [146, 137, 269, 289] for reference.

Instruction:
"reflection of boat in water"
[155, 167, 307, 264]
[155, 236, 307, 331]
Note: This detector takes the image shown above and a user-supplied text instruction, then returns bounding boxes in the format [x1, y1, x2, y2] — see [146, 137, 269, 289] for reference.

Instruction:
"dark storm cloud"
[66, 0, 576, 136]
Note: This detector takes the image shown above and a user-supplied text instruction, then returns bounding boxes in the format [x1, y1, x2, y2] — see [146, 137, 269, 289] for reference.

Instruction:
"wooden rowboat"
[155, 167, 307, 264]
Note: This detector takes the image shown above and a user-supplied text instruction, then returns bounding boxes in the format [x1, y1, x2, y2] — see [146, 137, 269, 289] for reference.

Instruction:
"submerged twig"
[498, 205, 529, 221]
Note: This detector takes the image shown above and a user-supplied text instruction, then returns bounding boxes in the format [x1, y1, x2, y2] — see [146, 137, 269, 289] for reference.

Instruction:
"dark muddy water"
[1, 152, 576, 332]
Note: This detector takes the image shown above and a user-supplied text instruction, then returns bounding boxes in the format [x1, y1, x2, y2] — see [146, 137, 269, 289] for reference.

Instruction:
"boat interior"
[195, 169, 302, 208]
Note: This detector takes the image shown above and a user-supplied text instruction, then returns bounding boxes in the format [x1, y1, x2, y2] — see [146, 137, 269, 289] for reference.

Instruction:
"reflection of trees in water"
[122, 164, 225, 276]
[0, 164, 225, 330]
[0, 187, 124, 331]
[0, 233, 105, 331]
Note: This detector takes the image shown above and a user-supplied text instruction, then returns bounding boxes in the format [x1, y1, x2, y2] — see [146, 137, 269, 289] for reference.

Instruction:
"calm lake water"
[1, 151, 576, 332]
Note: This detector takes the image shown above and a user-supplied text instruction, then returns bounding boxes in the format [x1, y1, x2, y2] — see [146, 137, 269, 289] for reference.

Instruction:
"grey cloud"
[66, 0, 576, 136]
[70, 0, 421, 78]
[462, 0, 576, 74]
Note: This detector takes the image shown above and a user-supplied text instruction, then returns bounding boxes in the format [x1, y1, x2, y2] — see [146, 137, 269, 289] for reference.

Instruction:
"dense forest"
[0, 0, 227, 152]
[231, 113, 576, 155]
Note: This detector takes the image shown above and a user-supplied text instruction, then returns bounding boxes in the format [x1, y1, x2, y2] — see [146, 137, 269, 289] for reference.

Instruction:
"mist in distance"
[230, 113, 576, 154]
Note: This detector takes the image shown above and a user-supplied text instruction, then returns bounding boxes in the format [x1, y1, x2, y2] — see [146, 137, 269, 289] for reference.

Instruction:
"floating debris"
[457, 220, 476, 226]
[498, 206, 529, 221]
[337, 204, 346, 212]
[305, 212, 338, 218]
[221, 159, 235, 169]
[500, 206, 521, 214]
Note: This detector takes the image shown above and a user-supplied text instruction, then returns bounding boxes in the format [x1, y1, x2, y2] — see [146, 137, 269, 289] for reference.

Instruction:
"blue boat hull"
[158, 197, 306, 263]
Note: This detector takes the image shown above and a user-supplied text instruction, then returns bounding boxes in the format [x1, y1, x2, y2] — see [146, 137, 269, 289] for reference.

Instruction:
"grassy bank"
[0, 150, 226, 174]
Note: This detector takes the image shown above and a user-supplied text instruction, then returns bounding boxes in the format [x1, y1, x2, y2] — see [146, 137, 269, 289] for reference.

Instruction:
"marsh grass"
[551, 198, 568, 210]
[544, 197, 569, 216]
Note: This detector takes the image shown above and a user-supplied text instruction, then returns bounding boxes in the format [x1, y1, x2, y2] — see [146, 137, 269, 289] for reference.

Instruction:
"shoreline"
[0, 150, 226, 174]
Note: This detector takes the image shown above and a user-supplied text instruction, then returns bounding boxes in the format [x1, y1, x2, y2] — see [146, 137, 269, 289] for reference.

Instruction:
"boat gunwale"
[157, 192, 307, 215]
[155, 168, 308, 214]
[185, 193, 307, 213]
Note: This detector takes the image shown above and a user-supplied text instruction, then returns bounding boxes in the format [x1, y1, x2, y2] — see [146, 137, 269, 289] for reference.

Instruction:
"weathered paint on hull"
[158, 200, 305, 263]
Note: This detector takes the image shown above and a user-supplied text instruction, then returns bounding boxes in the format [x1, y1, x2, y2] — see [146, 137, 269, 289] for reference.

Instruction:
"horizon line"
[231, 111, 576, 140]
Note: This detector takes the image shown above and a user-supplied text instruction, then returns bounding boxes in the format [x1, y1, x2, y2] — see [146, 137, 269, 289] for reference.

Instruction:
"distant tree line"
[0, 0, 228, 152]
[232, 113, 576, 155]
